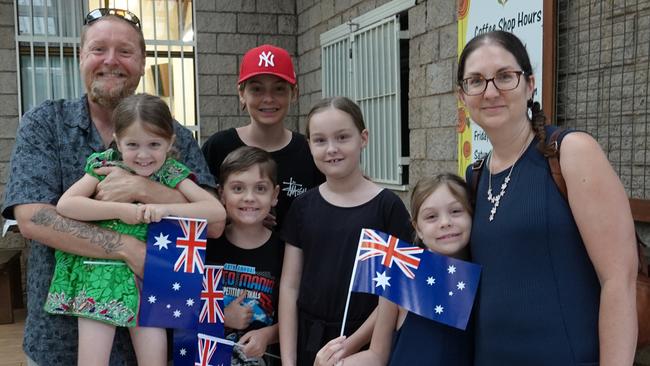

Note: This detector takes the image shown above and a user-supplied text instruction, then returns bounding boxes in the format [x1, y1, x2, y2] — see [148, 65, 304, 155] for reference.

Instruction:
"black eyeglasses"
[84, 8, 141, 29]
[460, 70, 527, 96]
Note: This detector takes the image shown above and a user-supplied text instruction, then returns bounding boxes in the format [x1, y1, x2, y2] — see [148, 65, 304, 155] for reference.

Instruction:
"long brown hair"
[112, 93, 175, 142]
[306, 96, 366, 138]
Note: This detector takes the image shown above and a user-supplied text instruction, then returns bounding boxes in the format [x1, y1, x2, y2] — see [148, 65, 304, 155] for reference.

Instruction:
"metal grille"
[321, 16, 403, 186]
[14, 0, 198, 133]
[354, 17, 402, 185]
[14, 1, 84, 114]
[556, 0, 650, 199]
[322, 38, 350, 97]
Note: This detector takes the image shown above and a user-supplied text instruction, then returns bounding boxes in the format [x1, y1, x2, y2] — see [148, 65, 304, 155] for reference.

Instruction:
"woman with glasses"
[458, 30, 637, 365]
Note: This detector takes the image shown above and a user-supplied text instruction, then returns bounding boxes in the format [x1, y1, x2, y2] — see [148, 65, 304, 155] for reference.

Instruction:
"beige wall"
[0, 0, 18, 206]
[195, 0, 299, 143]
[195, 0, 462, 200]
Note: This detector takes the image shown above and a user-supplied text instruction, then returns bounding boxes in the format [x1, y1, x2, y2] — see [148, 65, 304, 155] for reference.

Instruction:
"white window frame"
[14, 0, 200, 137]
[320, 0, 415, 190]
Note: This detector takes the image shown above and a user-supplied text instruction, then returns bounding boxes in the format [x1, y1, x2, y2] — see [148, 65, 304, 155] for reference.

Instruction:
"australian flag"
[350, 228, 481, 330]
[138, 217, 207, 329]
[174, 331, 233, 366]
[174, 265, 231, 366]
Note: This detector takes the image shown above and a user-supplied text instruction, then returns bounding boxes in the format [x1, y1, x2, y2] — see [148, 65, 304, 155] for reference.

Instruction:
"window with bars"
[14, 0, 198, 133]
[556, 0, 650, 201]
[320, 0, 414, 188]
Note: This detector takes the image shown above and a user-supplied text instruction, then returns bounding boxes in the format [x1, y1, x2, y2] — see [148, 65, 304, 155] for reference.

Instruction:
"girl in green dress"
[44, 93, 226, 366]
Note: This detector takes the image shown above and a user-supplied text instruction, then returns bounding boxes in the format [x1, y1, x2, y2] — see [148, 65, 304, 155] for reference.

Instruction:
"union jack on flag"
[196, 333, 232, 366]
[350, 229, 482, 330]
[358, 228, 424, 279]
[174, 219, 208, 273]
[138, 217, 207, 329]
[196, 333, 217, 366]
[173, 330, 232, 366]
[173, 265, 229, 366]
[200, 265, 225, 324]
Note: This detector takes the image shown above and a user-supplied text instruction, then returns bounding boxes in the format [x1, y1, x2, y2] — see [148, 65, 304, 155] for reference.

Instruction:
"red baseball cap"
[238, 44, 296, 85]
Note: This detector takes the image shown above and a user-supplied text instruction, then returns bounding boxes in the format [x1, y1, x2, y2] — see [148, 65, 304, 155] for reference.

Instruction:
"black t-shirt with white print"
[201, 128, 324, 233]
[206, 232, 285, 365]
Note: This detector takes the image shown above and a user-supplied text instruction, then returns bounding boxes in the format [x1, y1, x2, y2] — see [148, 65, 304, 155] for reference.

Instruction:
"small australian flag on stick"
[348, 228, 481, 330]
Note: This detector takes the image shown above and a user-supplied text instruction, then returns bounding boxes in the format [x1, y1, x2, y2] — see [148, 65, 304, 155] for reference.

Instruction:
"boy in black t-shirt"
[206, 146, 284, 366]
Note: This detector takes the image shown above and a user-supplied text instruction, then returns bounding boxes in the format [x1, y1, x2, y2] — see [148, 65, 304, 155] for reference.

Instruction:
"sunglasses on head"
[84, 8, 141, 28]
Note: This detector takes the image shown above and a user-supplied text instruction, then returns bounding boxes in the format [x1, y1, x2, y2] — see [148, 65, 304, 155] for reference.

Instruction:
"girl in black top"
[279, 97, 413, 366]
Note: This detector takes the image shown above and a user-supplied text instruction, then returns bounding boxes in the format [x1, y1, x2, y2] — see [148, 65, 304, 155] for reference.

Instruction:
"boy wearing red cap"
[202, 45, 323, 365]
[202, 45, 323, 232]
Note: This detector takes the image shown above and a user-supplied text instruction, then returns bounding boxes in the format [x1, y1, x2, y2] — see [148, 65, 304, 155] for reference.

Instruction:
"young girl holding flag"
[278, 96, 413, 366]
[45, 93, 226, 366]
[315, 174, 475, 366]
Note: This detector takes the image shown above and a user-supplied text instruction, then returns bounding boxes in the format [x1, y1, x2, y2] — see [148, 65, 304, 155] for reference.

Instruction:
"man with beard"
[1, 9, 215, 366]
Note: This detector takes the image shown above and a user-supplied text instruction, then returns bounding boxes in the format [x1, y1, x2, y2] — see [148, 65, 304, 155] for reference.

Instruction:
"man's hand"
[94, 166, 143, 202]
[118, 235, 147, 278]
[224, 292, 253, 330]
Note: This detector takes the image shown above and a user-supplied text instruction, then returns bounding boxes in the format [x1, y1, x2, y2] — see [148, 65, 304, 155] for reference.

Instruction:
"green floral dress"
[44, 148, 193, 327]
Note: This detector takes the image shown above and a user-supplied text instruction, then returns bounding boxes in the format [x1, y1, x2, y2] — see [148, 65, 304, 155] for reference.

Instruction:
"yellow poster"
[457, 0, 472, 176]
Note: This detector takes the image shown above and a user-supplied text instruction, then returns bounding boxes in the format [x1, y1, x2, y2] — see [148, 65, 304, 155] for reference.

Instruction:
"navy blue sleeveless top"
[388, 311, 473, 365]
[467, 129, 600, 365]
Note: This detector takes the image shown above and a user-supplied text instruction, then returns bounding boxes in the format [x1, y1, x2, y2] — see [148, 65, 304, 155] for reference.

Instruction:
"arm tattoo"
[31, 207, 124, 254]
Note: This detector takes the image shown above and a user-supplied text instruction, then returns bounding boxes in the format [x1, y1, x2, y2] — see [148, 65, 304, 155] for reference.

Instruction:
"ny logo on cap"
[258, 51, 275, 67]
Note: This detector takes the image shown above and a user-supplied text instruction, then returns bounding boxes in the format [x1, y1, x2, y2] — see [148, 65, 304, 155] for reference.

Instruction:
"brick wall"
[556, 0, 650, 201]
[295, 0, 403, 131]
[295, 0, 459, 198]
[195, 0, 299, 144]
[195, 0, 464, 197]
[0, 0, 25, 252]
[0, 0, 18, 209]
[0, 0, 26, 301]
[407, 0, 458, 189]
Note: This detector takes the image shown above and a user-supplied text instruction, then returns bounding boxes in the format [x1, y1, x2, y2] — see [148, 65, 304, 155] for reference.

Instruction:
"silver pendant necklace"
[486, 137, 530, 222]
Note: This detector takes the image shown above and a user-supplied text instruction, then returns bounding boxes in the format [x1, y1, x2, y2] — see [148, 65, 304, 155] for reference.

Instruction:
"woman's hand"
[314, 336, 346, 366]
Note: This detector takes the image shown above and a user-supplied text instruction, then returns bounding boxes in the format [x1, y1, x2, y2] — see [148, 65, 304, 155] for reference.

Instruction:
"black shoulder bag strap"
[469, 157, 485, 208]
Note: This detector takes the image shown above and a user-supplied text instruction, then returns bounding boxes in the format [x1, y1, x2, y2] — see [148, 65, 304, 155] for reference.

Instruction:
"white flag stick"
[216, 337, 281, 360]
[83, 260, 126, 266]
[339, 229, 366, 337]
